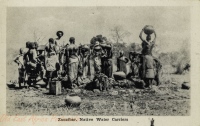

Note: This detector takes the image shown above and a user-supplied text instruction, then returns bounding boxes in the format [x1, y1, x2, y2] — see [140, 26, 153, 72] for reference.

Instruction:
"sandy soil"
[6, 73, 190, 116]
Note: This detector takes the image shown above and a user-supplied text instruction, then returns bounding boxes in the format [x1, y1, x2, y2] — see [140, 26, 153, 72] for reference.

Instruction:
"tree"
[110, 25, 131, 43]
[33, 30, 46, 44]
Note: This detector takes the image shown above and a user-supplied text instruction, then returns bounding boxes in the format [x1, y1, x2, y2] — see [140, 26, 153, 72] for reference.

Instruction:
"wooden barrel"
[49, 81, 62, 95]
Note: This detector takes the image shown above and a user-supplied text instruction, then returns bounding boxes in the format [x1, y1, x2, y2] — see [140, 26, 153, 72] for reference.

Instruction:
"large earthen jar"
[144, 25, 154, 35]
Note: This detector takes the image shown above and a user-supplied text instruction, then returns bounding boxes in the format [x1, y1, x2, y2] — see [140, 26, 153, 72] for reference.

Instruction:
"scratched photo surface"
[6, 7, 190, 116]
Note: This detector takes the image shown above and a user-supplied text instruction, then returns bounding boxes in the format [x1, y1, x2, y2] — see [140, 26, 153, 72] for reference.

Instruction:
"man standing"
[55, 31, 65, 48]
[55, 31, 65, 71]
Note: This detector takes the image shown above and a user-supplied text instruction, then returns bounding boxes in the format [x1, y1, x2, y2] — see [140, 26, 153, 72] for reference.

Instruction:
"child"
[14, 48, 25, 88]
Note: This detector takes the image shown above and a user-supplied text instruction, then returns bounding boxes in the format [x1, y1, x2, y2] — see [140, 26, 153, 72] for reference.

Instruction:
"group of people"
[14, 26, 161, 89]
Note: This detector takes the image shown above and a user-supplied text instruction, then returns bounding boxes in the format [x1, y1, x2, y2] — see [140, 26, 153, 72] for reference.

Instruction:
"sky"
[6, 7, 190, 52]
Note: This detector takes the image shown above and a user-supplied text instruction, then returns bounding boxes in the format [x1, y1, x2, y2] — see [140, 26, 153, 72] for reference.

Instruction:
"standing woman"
[101, 43, 113, 78]
[139, 25, 156, 88]
[77, 44, 91, 86]
[66, 37, 79, 89]
[25, 42, 38, 72]
[92, 41, 104, 74]
[79, 44, 91, 79]
[45, 38, 59, 88]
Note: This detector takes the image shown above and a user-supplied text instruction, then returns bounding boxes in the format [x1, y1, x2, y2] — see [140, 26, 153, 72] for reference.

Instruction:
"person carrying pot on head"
[139, 25, 157, 88]
[139, 25, 156, 56]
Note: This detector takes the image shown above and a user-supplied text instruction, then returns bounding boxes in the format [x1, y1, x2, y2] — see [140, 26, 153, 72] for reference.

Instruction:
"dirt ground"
[6, 72, 190, 116]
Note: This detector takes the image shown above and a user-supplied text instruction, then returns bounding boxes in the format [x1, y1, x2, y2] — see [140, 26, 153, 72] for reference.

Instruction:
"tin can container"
[49, 81, 62, 95]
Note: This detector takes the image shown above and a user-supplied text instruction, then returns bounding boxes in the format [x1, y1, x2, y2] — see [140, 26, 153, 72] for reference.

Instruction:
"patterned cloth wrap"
[18, 68, 25, 83]
[45, 54, 58, 71]
[68, 56, 79, 83]
[94, 56, 101, 73]
[143, 55, 155, 79]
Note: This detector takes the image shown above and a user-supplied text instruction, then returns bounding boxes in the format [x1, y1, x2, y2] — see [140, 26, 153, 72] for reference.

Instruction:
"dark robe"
[92, 45, 103, 73]
[66, 44, 79, 84]
[101, 46, 113, 78]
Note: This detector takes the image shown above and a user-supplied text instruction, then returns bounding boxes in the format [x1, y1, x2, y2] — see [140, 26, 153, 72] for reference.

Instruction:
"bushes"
[158, 41, 190, 74]
[110, 40, 190, 75]
[112, 42, 142, 58]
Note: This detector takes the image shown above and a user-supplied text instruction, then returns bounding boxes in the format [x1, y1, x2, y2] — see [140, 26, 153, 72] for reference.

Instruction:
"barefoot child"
[14, 48, 25, 88]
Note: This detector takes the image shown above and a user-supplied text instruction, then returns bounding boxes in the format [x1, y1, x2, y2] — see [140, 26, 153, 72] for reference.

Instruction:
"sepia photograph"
[5, 6, 192, 116]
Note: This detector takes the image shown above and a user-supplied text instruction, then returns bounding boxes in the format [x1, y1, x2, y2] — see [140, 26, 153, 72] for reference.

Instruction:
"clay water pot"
[182, 82, 190, 90]
[65, 95, 82, 106]
[7, 82, 16, 88]
[113, 71, 126, 80]
[144, 25, 154, 35]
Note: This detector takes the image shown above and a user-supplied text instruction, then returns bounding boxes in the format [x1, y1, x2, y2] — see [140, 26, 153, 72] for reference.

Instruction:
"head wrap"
[69, 37, 75, 42]
[49, 38, 55, 44]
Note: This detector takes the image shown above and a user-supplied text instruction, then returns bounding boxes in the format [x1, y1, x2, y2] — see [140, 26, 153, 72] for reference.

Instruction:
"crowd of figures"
[14, 25, 162, 90]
